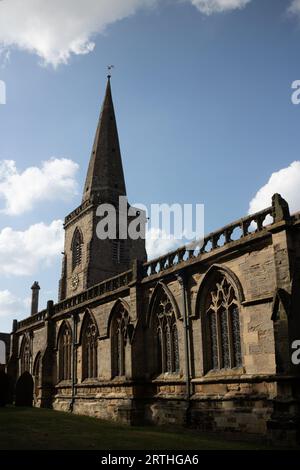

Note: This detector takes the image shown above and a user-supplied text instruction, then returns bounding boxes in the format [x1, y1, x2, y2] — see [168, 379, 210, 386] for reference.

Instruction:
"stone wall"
[6, 197, 300, 445]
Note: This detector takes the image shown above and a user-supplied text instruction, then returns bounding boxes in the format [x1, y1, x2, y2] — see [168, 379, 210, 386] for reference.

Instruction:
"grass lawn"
[0, 406, 279, 450]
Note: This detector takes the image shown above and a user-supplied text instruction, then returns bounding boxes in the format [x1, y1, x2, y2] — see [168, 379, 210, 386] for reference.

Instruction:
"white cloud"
[0, 0, 258, 67]
[0, 0, 157, 67]
[0, 158, 79, 215]
[146, 228, 182, 260]
[0, 47, 10, 69]
[188, 0, 251, 15]
[288, 0, 300, 18]
[0, 220, 64, 276]
[0, 0, 297, 69]
[0, 289, 26, 317]
[248, 161, 300, 215]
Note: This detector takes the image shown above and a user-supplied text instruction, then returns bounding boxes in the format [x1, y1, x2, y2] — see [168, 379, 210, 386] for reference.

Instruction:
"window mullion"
[162, 326, 167, 373]
[216, 310, 222, 369]
[227, 307, 234, 369]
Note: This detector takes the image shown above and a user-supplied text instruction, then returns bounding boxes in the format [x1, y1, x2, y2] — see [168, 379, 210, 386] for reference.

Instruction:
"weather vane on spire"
[107, 65, 114, 78]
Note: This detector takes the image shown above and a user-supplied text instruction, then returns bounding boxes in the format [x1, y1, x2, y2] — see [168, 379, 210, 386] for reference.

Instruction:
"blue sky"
[1, 0, 300, 335]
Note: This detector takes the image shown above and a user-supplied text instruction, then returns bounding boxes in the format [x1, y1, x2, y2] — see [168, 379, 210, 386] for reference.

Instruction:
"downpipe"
[176, 271, 191, 424]
[70, 313, 77, 412]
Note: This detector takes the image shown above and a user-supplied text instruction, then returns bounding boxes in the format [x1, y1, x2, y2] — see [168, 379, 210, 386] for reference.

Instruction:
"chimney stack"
[31, 281, 40, 316]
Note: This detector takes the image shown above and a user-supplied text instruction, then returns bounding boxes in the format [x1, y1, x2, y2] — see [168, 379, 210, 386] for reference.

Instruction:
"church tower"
[59, 76, 147, 300]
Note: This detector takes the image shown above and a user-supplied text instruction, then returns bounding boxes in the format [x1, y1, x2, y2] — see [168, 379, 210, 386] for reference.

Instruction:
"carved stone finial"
[272, 193, 290, 223]
[45, 300, 54, 319]
[132, 259, 143, 282]
[31, 281, 40, 316]
[12, 319, 18, 332]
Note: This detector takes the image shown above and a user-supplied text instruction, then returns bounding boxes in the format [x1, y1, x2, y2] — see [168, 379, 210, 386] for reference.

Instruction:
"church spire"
[82, 76, 126, 203]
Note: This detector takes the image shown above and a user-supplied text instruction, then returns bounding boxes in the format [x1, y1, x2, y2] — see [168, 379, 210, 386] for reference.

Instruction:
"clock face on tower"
[71, 273, 79, 291]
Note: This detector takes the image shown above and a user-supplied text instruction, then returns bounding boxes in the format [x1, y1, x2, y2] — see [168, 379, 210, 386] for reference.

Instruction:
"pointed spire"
[82, 76, 126, 203]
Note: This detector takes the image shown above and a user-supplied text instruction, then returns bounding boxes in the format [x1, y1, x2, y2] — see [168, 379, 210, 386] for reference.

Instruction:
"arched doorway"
[15, 371, 34, 407]
[0, 370, 9, 406]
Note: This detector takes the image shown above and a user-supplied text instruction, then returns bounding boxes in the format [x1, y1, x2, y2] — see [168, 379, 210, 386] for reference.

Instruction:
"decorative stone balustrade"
[16, 270, 132, 329]
[18, 309, 47, 329]
[16, 193, 291, 331]
[53, 270, 132, 315]
[142, 206, 273, 278]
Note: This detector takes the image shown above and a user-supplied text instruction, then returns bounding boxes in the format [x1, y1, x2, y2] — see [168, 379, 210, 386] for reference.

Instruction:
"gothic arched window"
[82, 316, 98, 380]
[111, 304, 130, 377]
[20, 336, 31, 374]
[58, 322, 72, 381]
[33, 353, 41, 398]
[153, 292, 179, 375]
[204, 274, 242, 372]
[72, 228, 83, 270]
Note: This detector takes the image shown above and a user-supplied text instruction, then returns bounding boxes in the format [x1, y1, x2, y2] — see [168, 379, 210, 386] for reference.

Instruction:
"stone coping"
[14, 197, 296, 332]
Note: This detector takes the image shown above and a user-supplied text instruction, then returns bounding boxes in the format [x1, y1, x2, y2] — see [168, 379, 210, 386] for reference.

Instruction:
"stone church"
[1, 76, 300, 444]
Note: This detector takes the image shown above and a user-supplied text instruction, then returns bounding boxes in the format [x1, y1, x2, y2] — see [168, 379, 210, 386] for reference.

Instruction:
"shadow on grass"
[0, 406, 280, 450]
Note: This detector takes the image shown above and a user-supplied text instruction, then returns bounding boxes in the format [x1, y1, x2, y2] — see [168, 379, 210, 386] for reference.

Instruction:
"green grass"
[0, 406, 276, 450]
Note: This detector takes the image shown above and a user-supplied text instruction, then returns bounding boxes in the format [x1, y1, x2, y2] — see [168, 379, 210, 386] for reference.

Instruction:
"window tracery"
[205, 275, 242, 371]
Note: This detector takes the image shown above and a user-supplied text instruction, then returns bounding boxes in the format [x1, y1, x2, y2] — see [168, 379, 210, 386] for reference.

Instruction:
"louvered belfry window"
[72, 228, 83, 270]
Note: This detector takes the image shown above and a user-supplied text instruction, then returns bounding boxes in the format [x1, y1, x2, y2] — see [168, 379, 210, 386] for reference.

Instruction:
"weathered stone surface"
[2, 80, 300, 447]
